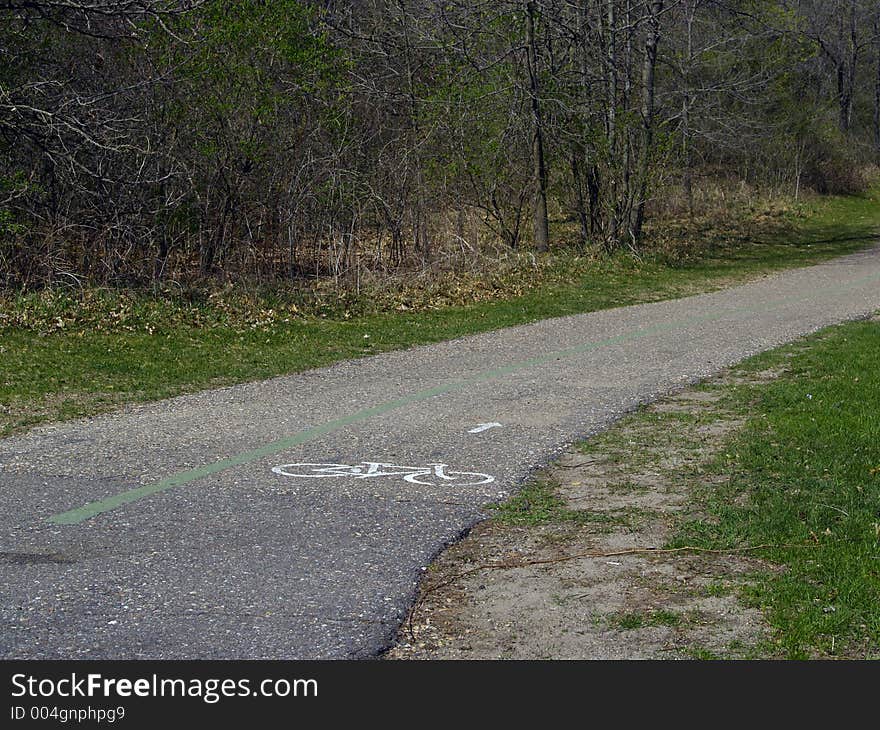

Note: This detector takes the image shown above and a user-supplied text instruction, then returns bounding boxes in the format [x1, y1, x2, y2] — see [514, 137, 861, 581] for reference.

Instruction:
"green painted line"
[47, 268, 880, 525]
[47, 390, 454, 525]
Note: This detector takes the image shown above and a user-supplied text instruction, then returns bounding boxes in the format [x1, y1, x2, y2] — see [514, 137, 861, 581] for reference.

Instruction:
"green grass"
[672, 318, 880, 658]
[610, 610, 684, 630]
[685, 646, 723, 660]
[2, 187, 880, 437]
[488, 480, 634, 527]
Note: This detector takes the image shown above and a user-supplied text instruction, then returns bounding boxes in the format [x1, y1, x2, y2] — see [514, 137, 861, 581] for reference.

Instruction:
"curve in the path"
[1, 246, 879, 658]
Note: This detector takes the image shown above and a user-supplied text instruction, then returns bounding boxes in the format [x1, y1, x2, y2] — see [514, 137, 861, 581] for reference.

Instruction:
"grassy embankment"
[1, 187, 879, 438]
[669, 319, 880, 658]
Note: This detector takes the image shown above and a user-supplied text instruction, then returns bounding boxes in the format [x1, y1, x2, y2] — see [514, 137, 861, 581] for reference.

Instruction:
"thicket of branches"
[1, 0, 878, 289]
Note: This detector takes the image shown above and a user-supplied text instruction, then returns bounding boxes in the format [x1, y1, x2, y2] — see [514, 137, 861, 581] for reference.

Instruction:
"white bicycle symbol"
[271, 461, 495, 487]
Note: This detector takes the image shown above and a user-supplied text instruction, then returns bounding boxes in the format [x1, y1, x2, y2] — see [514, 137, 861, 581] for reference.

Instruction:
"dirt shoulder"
[386, 369, 789, 660]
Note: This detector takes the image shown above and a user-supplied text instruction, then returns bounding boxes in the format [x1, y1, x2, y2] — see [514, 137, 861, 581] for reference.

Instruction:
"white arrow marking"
[468, 422, 502, 434]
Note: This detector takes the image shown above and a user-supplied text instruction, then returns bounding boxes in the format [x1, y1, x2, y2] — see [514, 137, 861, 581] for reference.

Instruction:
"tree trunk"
[604, 0, 619, 246]
[571, 148, 590, 248]
[526, 1, 550, 252]
[874, 14, 880, 159]
[682, 0, 695, 217]
[837, 0, 858, 133]
[399, 0, 429, 262]
[630, 0, 663, 245]
[155, 233, 169, 281]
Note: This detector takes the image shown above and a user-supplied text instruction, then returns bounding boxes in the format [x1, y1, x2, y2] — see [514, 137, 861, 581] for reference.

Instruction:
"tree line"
[1, 1, 878, 288]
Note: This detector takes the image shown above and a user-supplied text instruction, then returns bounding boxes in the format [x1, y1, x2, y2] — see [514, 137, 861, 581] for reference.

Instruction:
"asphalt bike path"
[1, 246, 879, 657]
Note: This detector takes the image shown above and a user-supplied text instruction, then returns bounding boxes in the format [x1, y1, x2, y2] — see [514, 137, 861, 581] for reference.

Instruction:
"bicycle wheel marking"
[468, 422, 502, 434]
[272, 461, 495, 487]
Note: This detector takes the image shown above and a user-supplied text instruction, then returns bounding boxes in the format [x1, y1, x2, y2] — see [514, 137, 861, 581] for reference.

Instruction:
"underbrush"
[3, 184, 876, 337]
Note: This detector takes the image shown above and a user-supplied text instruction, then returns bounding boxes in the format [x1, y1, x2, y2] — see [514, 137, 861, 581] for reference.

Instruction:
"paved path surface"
[2, 246, 880, 659]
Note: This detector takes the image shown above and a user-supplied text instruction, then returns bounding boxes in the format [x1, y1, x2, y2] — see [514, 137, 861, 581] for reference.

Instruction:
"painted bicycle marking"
[469, 422, 502, 434]
[271, 461, 495, 487]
